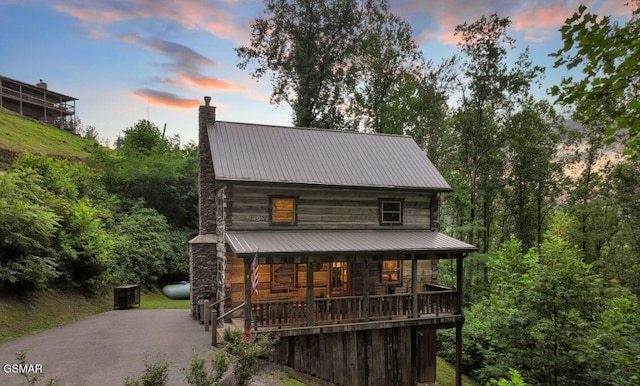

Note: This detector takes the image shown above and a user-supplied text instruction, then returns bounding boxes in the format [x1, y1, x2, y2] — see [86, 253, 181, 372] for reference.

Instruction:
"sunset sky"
[0, 0, 632, 145]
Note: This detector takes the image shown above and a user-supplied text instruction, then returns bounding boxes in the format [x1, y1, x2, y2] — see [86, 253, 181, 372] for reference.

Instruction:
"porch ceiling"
[225, 230, 476, 258]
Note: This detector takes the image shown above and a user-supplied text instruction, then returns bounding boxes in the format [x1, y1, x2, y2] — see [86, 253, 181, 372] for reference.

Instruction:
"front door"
[330, 262, 349, 295]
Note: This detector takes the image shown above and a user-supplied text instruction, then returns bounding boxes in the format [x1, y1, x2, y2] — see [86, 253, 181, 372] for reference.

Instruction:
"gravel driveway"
[0, 309, 331, 386]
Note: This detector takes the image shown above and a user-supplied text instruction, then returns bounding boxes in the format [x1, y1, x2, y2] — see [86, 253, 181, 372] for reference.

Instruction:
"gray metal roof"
[209, 121, 451, 190]
[225, 230, 476, 256]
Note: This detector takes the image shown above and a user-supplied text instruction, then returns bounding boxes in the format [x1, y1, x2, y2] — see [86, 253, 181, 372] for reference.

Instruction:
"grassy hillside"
[0, 107, 95, 165]
[0, 291, 191, 344]
[0, 291, 112, 344]
[437, 357, 478, 386]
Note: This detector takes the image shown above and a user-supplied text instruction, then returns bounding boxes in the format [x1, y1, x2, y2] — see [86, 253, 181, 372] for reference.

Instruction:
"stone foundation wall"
[189, 235, 217, 318]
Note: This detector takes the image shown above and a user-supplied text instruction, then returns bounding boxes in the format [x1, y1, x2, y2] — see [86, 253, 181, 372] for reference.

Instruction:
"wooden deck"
[246, 290, 458, 333]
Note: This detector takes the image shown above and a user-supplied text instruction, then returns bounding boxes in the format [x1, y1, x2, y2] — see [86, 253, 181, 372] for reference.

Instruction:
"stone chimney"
[198, 96, 216, 234]
[189, 96, 219, 319]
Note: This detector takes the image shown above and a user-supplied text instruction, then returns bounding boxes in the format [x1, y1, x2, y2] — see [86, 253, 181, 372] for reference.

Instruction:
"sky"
[0, 0, 633, 145]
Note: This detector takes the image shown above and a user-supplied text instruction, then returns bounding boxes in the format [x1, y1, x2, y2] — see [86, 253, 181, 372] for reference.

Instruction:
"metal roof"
[225, 230, 476, 256]
[209, 121, 451, 191]
[0, 75, 78, 101]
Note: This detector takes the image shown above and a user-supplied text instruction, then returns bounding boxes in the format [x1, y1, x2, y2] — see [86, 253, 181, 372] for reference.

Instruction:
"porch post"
[363, 261, 370, 322]
[306, 262, 314, 326]
[456, 255, 464, 313]
[411, 254, 418, 318]
[456, 322, 463, 386]
[243, 258, 252, 331]
[455, 255, 465, 386]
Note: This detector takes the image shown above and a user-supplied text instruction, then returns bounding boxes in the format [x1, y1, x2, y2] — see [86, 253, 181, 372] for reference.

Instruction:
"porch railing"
[251, 290, 458, 329]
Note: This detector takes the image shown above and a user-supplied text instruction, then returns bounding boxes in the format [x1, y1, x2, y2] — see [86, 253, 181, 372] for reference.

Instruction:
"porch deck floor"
[213, 312, 459, 340]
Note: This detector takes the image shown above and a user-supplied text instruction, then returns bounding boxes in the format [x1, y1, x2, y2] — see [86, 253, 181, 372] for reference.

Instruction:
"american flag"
[251, 252, 259, 294]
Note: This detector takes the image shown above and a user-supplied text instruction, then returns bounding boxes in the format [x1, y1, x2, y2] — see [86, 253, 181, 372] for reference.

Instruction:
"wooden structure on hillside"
[190, 97, 476, 386]
[0, 75, 77, 132]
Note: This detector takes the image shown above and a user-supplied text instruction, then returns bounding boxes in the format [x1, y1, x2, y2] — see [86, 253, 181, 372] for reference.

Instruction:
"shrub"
[124, 353, 169, 386]
[182, 349, 228, 386]
[220, 329, 279, 386]
[13, 350, 60, 386]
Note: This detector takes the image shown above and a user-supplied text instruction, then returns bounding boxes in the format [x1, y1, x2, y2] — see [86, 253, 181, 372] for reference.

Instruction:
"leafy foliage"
[0, 170, 60, 292]
[551, 1, 640, 157]
[181, 349, 227, 386]
[0, 124, 194, 292]
[442, 234, 640, 386]
[237, 0, 446, 133]
[108, 204, 171, 287]
[220, 329, 279, 386]
[93, 121, 198, 230]
[124, 353, 170, 386]
[237, 0, 361, 128]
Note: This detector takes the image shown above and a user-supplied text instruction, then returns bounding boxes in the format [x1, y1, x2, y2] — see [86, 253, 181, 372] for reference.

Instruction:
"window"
[380, 199, 403, 225]
[271, 197, 296, 225]
[330, 262, 349, 295]
[381, 260, 401, 283]
[271, 263, 296, 292]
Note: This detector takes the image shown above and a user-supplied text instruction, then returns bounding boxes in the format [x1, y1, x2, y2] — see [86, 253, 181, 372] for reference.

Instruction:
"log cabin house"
[0, 75, 77, 132]
[190, 97, 476, 386]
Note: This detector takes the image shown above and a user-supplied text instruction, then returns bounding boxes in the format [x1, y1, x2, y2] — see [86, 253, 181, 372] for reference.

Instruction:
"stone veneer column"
[189, 96, 218, 318]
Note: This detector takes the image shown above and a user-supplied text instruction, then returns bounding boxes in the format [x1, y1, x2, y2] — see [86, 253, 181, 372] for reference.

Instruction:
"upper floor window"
[271, 197, 297, 225]
[380, 199, 403, 225]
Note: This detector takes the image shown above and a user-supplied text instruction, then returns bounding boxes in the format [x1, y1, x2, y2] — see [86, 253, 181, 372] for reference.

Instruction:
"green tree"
[93, 130, 198, 230]
[0, 170, 60, 292]
[446, 14, 544, 303]
[551, 1, 640, 157]
[12, 154, 114, 291]
[348, 0, 423, 134]
[237, 0, 361, 128]
[500, 98, 565, 251]
[119, 119, 164, 154]
[52, 199, 111, 291]
[451, 13, 544, 252]
[109, 204, 171, 287]
[583, 286, 640, 385]
[450, 225, 640, 386]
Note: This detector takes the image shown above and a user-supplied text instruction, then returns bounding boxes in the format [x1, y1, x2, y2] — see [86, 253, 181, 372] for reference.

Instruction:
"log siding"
[227, 184, 432, 231]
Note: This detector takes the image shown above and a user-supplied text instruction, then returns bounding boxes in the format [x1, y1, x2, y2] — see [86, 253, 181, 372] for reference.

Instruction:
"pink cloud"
[120, 33, 142, 44]
[52, 0, 249, 44]
[178, 75, 248, 92]
[392, 0, 613, 46]
[512, 4, 575, 30]
[132, 89, 201, 109]
[52, 1, 134, 24]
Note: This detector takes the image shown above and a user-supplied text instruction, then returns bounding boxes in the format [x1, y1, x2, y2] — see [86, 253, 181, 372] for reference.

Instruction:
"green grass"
[0, 107, 95, 161]
[437, 356, 478, 386]
[284, 379, 306, 386]
[0, 290, 192, 344]
[140, 291, 190, 309]
[0, 291, 112, 344]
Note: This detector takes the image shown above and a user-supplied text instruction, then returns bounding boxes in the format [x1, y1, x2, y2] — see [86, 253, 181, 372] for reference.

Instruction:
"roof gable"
[209, 121, 451, 190]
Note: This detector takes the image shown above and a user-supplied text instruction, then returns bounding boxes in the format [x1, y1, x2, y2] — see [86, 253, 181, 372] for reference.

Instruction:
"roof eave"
[214, 177, 453, 193]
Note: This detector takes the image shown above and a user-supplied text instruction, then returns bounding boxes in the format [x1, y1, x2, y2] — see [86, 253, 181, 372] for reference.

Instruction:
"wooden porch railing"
[251, 290, 458, 329]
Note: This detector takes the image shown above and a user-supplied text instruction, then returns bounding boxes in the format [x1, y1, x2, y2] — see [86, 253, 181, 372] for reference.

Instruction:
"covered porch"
[249, 283, 459, 332]
[212, 230, 475, 386]
[223, 230, 475, 332]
